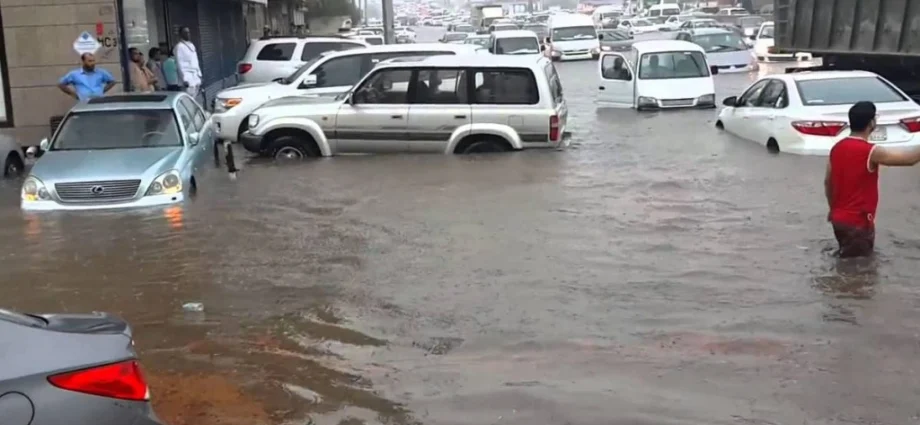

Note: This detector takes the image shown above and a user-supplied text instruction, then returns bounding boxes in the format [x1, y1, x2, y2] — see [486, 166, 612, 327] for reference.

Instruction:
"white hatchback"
[237, 36, 368, 83]
[716, 70, 920, 155]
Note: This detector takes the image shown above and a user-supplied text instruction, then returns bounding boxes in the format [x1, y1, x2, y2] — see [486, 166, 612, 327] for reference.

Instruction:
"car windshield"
[281, 55, 325, 85]
[365, 37, 384, 45]
[694, 19, 718, 27]
[552, 26, 597, 41]
[599, 30, 630, 41]
[495, 37, 540, 54]
[465, 37, 489, 46]
[633, 20, 651, 27]
[693, 32, 748, 52]
[796, 77, 907, 106]
[739, 16, 764, 28]
[444, 32, 468, 41]
[639, 51, 709, 80]
[759, 25, 774, 38]
[52, 109, 182, 151]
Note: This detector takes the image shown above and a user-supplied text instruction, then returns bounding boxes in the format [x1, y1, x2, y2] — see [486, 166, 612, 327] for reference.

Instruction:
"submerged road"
[2, 26, 920, 425]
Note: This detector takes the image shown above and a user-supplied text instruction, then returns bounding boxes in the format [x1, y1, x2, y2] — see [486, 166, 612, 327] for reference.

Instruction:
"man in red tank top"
[826, 101, 920, 257]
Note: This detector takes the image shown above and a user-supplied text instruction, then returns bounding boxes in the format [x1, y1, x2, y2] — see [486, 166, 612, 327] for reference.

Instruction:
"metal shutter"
[165, 0, 200, 49]
[197, 0, 221, 102]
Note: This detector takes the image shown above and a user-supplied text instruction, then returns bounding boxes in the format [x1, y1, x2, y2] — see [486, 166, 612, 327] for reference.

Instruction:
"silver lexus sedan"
[21, 93, 215, 211]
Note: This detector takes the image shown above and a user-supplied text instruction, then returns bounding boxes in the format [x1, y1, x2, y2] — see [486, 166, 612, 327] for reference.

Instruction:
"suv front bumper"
[239, 131, 264, 153]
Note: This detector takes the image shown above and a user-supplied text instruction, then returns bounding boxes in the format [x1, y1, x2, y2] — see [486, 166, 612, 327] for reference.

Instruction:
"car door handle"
[391, 115, 403, 119]
[454, 115, 466, 119]
[599, 86, 605, 90]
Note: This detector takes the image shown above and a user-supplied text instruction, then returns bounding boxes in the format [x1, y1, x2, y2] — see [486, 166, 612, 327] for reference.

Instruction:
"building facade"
[0, 0, 278, 147]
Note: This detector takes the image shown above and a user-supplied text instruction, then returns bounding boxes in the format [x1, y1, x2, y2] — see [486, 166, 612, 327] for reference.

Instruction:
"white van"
[596, 40, 718, 110]
[546, 14, 599, 61]
[647, 4, 681, 17]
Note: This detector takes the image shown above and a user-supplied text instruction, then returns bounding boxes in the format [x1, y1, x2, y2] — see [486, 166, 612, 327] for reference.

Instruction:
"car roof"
[319, 43, 480, 60]
[252, 36, 356, 45]
[492, 30, 539, 38]
[70, 93, 185, 112]
[632, 39, 704, 53]
[781, 70, 881, 82]
[374, 54, 548, 70]
[688, 27, 733, 35]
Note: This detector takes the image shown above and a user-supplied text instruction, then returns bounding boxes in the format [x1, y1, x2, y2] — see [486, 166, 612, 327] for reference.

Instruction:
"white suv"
[240, 54, 569, 158]
[237, 36, 368, 83]
[214, 44, 483, 145]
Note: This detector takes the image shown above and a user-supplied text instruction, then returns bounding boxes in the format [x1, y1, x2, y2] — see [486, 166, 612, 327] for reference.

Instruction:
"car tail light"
[48, 360, 149, 401]
[238, 63, 252, 74]
[791, 120, 846, 137]
[899, 116, 920, 133]
[549, 115, 560, 142]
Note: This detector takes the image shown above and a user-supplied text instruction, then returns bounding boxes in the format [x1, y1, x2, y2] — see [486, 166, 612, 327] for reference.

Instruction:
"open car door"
[597, 52, 635, 108]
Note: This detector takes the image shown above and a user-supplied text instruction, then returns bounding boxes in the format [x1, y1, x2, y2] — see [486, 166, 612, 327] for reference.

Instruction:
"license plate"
[870, 127, 887, 142]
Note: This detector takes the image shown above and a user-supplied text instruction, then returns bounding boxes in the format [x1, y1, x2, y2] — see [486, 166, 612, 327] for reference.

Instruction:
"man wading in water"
[826, 101, 920, 257]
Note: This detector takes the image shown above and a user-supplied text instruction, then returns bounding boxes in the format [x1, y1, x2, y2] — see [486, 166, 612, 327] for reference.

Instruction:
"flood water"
[3, 30, 920, 425]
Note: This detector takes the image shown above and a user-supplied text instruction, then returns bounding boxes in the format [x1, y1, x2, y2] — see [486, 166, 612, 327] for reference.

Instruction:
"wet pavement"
[4, 27, 920, 425]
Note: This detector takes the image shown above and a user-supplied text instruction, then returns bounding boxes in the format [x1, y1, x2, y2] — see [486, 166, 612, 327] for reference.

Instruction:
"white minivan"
[546, 14, 599, 61]
[596, 40, 718, 110]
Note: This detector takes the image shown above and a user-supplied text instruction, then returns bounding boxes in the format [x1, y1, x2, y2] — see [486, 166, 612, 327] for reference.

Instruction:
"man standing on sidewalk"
[174, 26, 202, 98]
[57, 53, 116, 102]
[826, 101, 920, 257]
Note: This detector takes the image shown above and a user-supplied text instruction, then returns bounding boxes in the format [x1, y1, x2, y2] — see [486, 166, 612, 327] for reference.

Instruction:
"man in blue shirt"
[58, 53, 116, 101]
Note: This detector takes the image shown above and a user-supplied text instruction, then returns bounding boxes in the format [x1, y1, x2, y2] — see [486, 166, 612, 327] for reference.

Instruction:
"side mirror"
[598, 34, 604, 40]
[39, 138, 49, 151]
[188, 132, 200, 146]
[710, 65, 719, 75]
[722, 96, 737, 106]
[303, 74, 318, 87]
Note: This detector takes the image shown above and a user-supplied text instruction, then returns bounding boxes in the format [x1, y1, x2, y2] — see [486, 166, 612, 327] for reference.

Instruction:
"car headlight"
[637, 96, 658, 106]
[145, 170, 183, 196]
[217, 98, 242, 111]
[697, 94, 715, 104]
[601, 45, 611, 51]
[21, 176, 51, 202]
[248, 114, 260, 129]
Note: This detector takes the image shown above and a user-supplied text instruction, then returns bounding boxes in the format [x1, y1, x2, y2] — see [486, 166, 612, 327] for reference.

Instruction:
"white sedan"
[715, 70, 920, 155]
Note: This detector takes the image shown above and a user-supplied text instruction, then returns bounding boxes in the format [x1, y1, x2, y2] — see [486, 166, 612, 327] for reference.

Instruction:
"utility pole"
[382, 0, 395, 43]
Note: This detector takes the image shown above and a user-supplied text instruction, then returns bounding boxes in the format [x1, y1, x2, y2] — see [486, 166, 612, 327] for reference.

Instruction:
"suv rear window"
[473, 68, 539, 105]
[256, 43, 296, 61]
[301, 42, 364, 61]
[796, 77, 906, 106]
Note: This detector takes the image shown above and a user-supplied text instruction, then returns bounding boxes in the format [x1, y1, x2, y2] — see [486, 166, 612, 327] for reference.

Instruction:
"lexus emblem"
[90, 185, 105, 195]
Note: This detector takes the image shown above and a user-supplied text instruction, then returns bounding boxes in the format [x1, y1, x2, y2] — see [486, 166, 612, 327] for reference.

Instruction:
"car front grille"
[55, 180, 142, 203]
[717, 64, 749, 69]
[563, 49, 589, 55]
[660, 98, 695, 107]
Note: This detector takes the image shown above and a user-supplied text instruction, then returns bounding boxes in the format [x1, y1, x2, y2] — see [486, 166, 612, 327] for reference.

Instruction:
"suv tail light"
[238, 63, 252, 74]
[900, 116, 920, 133]
[549, 115, 560, 142]
[791, 120, 846, 137]
[48, 360, 149, 401]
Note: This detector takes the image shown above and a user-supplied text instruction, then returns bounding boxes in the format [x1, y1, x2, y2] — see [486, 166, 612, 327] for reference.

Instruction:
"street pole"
[382, 0, 395, 44]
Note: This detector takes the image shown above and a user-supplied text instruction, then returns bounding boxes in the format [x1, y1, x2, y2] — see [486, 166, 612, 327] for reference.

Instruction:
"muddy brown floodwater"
[4, 32, 920, 425]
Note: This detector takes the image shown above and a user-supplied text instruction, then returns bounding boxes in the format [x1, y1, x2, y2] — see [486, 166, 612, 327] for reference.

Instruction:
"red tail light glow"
[48, 360, 149, 401]
[791, 120, 846, 137]
[549, 115, 560, 142]
[238, 63, 253, 74]
[900, 116, 920, 133]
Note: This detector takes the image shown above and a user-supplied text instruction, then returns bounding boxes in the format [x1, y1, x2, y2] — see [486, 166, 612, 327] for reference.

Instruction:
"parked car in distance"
[595, 28, 634, 57]
[676, 28, 758, 73]
[597, 40, 718, 110]
[489, 22, 521, 33]
[0, 308, 164, 425]
[214, 44, 483, 144]
[236, 36, 368, 83]
[716, 70, 920, 155]
[547, 13, 599, 61]
[240, 54, 569, 159]
[21, 93, 214, 211]
[489, 30, 542, 57]
[752, 21, 813, 62]
[675, 18, 720, 31]
[1, 134, 24, 178]
[522, 23, 549, 41]
[439, 32, 469, 43]
[463, 34, 491, 48]
[349, 34, 384, 45]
